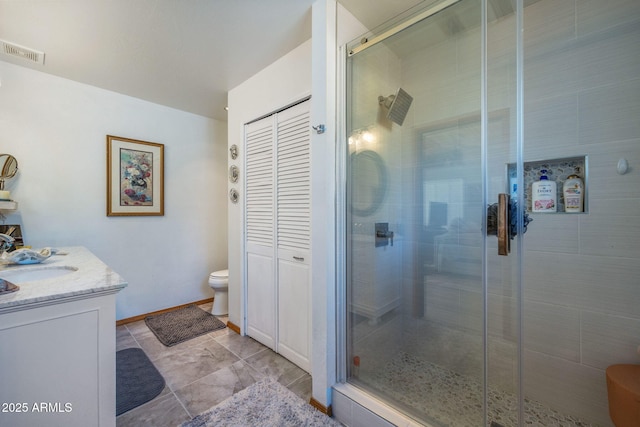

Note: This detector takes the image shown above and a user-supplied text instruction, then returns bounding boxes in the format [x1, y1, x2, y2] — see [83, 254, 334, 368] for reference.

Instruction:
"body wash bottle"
[563, 173, 584, 213]
[532, 170, 557, 212]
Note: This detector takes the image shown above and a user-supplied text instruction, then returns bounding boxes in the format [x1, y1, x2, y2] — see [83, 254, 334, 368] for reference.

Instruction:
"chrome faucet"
[0, 233, 15, 253]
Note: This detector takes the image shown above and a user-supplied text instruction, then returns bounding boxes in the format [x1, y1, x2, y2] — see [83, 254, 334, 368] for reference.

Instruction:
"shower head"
[378, 88, 413, 126]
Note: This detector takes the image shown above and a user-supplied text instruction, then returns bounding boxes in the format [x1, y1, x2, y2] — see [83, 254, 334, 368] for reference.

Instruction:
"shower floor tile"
[365, 351, 600, 427]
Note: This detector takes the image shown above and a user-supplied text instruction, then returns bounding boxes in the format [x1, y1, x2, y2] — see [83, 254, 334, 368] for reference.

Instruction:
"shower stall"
[341, 0, 640, 426]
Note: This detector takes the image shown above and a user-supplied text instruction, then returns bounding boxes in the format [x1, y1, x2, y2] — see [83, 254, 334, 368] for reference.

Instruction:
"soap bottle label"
[533, 186, 556, 211]
[531, 170, 557, 212]
[563, 174, 584, 213]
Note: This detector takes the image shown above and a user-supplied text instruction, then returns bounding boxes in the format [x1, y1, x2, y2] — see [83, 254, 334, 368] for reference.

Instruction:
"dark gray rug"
[116, 348, 165, 416]
[180, 377, 341, 427]
[145, 304, 226, 347]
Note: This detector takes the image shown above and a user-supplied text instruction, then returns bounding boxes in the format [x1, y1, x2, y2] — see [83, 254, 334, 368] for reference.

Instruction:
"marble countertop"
[0, 246, 127, 313]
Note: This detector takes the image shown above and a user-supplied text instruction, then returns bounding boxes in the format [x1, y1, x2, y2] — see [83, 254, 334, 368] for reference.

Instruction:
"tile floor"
[116, 302, 313, 427]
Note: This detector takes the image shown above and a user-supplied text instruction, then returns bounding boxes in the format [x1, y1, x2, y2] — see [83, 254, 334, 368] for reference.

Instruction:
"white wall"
[226, 1, 366, 409]
[0, 61, 228, 320]
[226, 39, 312, 329]
[310, 0, 370, 408]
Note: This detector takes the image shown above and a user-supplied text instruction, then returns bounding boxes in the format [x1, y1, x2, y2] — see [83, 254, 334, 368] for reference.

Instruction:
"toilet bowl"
[606, 364, 640, 427]
[208, 269, 228, 316]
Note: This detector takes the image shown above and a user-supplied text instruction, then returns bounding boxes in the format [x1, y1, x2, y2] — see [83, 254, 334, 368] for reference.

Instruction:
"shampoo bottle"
[563, 173, 584, 213]
[532, 170, 557, 212]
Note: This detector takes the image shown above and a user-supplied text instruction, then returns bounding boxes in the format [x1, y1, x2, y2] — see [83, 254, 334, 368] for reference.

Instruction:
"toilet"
[208, 269, 229, 316]
[606, 364, 640, 427]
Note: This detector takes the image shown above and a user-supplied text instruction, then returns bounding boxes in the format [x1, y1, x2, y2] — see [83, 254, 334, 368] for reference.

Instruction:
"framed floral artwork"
[107, 135, 164, 216]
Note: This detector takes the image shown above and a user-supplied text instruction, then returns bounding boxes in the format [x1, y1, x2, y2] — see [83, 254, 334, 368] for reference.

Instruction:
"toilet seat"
[210, 269, 228, 280]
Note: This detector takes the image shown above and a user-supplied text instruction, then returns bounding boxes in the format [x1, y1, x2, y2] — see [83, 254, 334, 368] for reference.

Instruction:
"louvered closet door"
[245, 116, 276, 349]
[275, 100, 311, 372]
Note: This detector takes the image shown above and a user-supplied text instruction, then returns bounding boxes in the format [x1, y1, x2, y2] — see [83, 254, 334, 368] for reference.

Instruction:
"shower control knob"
[375, 229, 394, 246]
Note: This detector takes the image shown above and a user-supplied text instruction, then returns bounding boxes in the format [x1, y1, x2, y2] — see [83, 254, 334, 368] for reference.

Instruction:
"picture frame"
[106, 135, 164, 216]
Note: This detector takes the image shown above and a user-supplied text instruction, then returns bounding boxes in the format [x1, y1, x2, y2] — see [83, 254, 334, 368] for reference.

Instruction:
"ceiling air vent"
[1, 40, 45, 65]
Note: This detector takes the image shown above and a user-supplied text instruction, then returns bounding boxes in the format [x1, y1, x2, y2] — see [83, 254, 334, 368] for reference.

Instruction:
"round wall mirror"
[350, 150, 387, 217]
[0, 154, 18, 191]
[0, 154, 18, 179]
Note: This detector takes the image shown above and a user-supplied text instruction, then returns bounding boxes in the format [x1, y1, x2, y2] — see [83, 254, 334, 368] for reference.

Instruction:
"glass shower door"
[345, 0, 521, 425]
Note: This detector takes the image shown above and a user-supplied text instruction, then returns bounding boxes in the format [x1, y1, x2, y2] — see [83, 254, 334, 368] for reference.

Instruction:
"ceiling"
[0, 0, 422, 121]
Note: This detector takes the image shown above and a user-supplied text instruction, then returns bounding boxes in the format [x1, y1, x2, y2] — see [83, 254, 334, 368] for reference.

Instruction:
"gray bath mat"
[180, 377, 341, 427]
[145, 304, 226, 347]
[116, 348, 165, 416]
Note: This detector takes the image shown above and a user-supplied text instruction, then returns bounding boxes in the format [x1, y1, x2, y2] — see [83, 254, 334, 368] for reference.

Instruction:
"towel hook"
[312, 124, 325, 134]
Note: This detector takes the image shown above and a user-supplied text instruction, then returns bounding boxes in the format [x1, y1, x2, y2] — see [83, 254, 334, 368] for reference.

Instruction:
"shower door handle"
[497, 193, 510, 256]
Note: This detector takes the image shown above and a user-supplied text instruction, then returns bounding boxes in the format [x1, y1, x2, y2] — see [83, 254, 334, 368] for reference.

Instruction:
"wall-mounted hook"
[617, 158, 629, 175]
[312, 124, 325, 134]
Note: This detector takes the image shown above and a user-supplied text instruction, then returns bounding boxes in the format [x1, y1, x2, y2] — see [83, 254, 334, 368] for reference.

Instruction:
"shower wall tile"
[487, 335, 518, 393]
[456, 27, 481, 76]
[521, 144, 580, 167]
[523, 251, 640, 319]
[579, 214, 640, 259]
[487, 13, 517, 111]
[487, 7, 517, 48]
[573, 22, 640, 95]
[425, 283, 460, 329]
[410, 83, 463, 127]
[523, 300, 581, 362]
[578, 79, 640, 146]
[523, 93, 578, 152]
[523, 41, 580, 103]
[523, 212, 579, 254]
[459, 288, 484, 333]
[583, 138, 640, 201]
[523, 0, 575, 52]
[404, 39, 475, 127]
[581, 311, 640, 369]
[351, 237, 402, 322]
[487, 293, 517, 341]
[579, 142, 640, 258]
[454, 71, 482, 116]
[487, 61, 515, 112]
[486, 170, 507, 200]
[577, 0, 640, 36]
[402, 39, 457, 91]
[486, 250, 523, 299]
[588, 198, 640, 217]
[523, 350, 611, 427]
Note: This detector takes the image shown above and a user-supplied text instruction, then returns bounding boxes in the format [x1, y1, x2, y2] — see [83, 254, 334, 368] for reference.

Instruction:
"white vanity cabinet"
[0, 247, 126, 427]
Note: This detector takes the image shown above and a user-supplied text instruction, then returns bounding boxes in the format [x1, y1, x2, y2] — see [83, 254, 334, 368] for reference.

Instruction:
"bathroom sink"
[0, 265, 78, 283]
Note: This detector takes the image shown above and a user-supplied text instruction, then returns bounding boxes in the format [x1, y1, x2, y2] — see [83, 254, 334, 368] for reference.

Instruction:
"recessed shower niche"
[507, 155, 588, 213]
